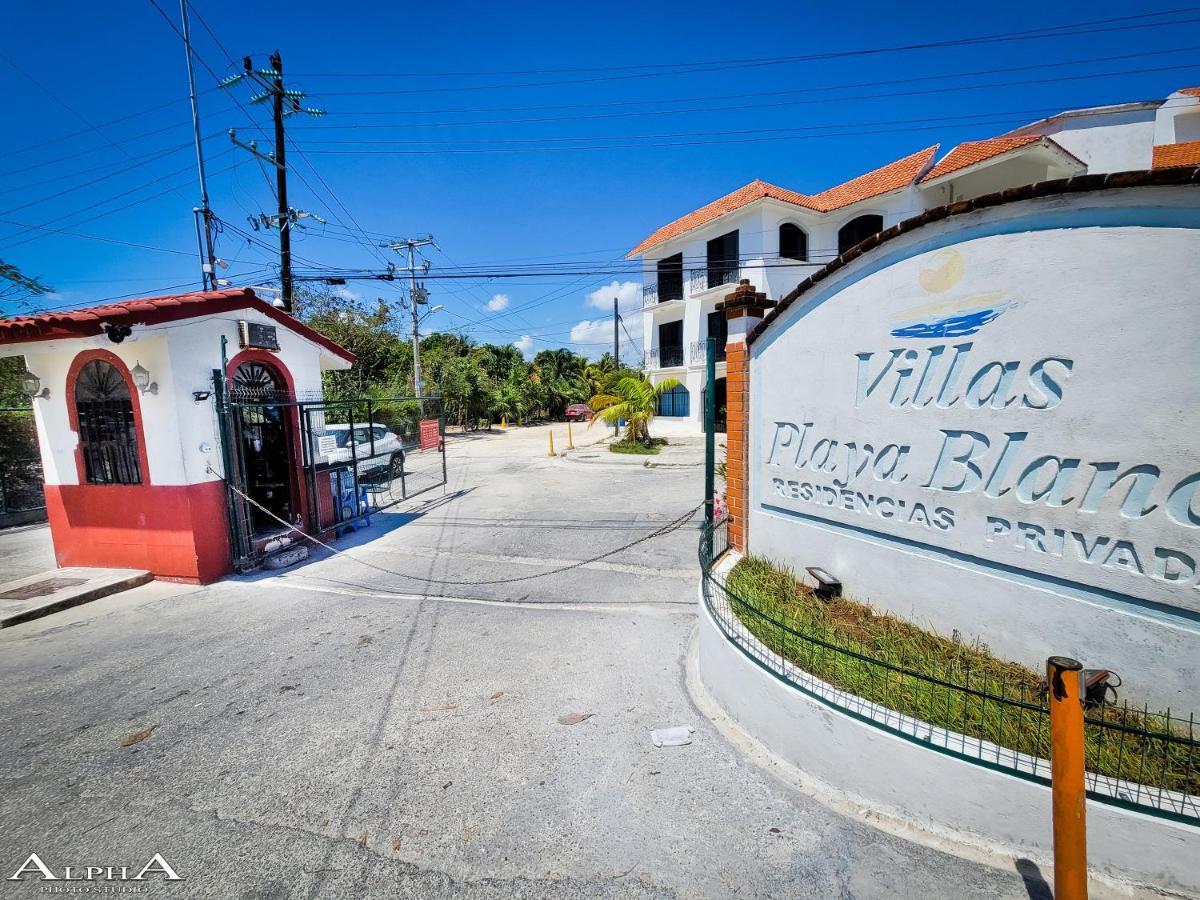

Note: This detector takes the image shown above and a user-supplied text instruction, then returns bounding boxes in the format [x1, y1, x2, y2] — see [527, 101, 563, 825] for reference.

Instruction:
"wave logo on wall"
[889, 249, 1016, 339]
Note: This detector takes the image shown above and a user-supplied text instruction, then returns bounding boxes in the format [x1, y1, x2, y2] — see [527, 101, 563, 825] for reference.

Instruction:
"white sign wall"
[748, 199, 1200, 705]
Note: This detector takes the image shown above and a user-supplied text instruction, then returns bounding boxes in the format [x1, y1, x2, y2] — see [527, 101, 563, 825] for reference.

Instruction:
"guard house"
[0, 288, 355, 583]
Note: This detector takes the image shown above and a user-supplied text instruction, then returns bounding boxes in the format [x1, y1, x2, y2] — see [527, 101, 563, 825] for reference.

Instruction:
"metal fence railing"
[698, 523, 1200, 825]
[0, 407, 46, 524]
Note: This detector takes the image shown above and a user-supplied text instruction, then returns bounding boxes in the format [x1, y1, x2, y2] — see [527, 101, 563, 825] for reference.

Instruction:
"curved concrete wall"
[697, 592, 1200, 894]
[747, 187, 1200, 710]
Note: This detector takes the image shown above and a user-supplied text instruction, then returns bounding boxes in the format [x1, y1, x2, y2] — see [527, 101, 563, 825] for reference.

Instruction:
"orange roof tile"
[626, 146, 939, 258]
[811, 145, 939, 210]
[1178, 87, 1200, 97]
[1152, 140, 1200, 169]
[0, 288, 356, 362]
[920, 135, 1047, 182]
[626, 180, 818, 258]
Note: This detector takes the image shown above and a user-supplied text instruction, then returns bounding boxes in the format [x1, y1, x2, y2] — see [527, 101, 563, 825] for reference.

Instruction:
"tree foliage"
[589, 376, 680, 444]
[296, 287, 623, 430]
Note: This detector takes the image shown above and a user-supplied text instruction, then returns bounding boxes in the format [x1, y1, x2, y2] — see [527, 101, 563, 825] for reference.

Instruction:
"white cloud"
[514, 335, 534, 358]
[585, 280, 641, 314]
[570, 318, 642, 361]
[332, 286, 362, 302]
[486, 293, 510, 312]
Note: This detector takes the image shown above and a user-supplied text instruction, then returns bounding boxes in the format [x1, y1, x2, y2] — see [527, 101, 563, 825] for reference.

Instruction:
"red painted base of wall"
[44, 480, 232, 584]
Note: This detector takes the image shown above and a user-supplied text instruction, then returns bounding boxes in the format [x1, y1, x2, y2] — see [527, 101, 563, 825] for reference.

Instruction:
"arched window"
[837, 214, 884, 255]
[778, 223, 808, 261]
[74, 358, 141, 485]
[657, 384, 690, 418]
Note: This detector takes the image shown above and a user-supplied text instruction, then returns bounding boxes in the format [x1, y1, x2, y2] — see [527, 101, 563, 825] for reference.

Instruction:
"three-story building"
[631, 87, 1200, 432]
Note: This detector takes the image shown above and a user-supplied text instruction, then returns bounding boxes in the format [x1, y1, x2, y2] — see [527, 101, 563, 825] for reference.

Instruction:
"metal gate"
[214, 380, 447, 571]
[0, 407, 46, 528]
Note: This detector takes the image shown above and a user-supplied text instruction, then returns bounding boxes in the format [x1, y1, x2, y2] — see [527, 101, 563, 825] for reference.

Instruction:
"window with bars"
[657, 384, 690, 418]
[74, 359, 141, 485]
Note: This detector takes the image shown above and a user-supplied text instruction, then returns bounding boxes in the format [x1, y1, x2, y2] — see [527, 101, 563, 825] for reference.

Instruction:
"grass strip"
[725, 555, 1199, 798]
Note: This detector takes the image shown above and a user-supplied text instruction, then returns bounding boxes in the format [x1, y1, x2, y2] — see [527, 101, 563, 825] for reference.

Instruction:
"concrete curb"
[0, 569, 155, 628]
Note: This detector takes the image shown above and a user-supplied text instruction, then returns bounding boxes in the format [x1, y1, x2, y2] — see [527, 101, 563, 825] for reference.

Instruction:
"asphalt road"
[0, 424, 1046, 898]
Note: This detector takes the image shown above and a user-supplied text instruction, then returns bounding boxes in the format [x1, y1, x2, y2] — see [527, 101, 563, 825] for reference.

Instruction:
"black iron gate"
[214, 383, 447, 571]
[0, 407, 46, 527]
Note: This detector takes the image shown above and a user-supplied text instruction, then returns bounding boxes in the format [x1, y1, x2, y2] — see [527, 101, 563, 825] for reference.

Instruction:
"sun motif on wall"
[890, 248, 1017, 339]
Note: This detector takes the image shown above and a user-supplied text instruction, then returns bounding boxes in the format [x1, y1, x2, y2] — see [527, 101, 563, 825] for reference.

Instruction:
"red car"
[565, 404, 594, 421]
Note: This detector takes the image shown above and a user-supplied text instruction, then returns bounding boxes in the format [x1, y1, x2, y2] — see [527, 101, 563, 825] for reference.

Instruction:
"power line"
[286, 8, 1200, 91]
[289, 62, 1200, 133]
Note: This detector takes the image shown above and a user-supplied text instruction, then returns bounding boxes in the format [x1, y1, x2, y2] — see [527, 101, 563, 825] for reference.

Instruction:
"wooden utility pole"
[268, 51, 292, 312]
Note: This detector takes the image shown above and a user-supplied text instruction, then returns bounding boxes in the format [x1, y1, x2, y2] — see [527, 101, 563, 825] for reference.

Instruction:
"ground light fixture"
[21, 369, 49, 400]
[131, 361, 158, 396]
[806, 566, 842, 601]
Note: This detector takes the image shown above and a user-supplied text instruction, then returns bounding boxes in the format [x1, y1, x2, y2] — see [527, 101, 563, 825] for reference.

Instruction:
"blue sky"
[1, 1, 1198, 357]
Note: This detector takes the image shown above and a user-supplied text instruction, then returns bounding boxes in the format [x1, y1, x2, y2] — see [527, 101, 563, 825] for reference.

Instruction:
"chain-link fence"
[0, 407, 46, 527]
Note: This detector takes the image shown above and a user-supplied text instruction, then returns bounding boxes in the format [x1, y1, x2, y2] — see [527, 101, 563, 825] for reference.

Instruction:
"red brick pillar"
[717, 280, 774, 553]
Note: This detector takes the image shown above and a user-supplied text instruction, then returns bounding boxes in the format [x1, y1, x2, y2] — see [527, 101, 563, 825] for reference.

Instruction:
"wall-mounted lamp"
[131, 361, 158, 395]
[21, 369, 49, 400]
[806, 566, 842, 601]
[192, 390, 212, 403]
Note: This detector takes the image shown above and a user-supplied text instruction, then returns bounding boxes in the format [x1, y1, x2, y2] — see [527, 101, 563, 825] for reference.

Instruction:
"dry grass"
[725, 555, 1199, 798]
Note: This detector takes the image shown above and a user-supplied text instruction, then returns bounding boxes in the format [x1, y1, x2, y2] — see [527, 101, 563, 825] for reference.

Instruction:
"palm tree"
[588, 376, 680, 445]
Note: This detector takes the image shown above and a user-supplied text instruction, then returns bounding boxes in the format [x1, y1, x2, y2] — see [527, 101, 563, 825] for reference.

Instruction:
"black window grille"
[656, 253, 684, 302]
[74, 359, 141, 485]
[779, 223, 808, 261]
[837, 214, 884, 255]
[657, 384, 690, 418]
[706, 230, 740, 289]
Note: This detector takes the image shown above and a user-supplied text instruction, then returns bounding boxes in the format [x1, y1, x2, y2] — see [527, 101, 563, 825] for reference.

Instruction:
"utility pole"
[178, 0, 217, 290]
[384, 237, 437, 397]
[222, 52, 325, 311]
[613, 297, 620, 438]
[267, 51, 292, 311]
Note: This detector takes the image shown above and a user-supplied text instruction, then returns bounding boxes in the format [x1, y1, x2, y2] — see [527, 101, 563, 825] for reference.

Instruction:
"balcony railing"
[642, 282, 684, 308]
[687, 264, 741, 295]
[645, 345, 685, 369]
[689, 339, 726, 364]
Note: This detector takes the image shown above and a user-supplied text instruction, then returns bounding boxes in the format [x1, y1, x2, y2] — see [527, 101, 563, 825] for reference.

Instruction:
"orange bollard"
[566, 420, 575, 450]
[1047, 655, 1089, 900]
[548, 430, 556, 456]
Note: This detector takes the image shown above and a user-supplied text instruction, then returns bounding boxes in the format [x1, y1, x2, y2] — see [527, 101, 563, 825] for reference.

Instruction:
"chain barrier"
[208, 463, 700, 588]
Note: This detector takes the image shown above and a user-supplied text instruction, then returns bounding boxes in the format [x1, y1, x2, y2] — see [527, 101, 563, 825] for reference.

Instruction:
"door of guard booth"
[215, 385, 447, 572]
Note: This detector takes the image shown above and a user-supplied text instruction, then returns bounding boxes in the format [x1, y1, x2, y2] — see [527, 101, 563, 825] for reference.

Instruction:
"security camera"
[104, 323, 133, 344]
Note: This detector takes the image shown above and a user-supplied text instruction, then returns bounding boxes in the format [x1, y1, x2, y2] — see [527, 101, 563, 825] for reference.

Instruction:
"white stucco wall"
[747, 187, 1200, 710]
[8, 307, 342, 488]
[1015, 108, 1157, 173]
[698, 593, 1200, 894]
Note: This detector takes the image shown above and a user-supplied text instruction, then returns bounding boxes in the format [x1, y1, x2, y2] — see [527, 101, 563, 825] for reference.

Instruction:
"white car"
[320, 423, 406, 480]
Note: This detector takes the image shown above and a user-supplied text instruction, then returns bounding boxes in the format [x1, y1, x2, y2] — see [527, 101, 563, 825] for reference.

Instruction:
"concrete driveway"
[0, 424, 1042, 898]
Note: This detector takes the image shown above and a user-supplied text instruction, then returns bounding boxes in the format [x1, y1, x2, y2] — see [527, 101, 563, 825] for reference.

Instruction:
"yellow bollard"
[547, 430, 556, 456]
[500, 416, 507, 430]
[566, 420, 575, 450]
[1047, 656, 1089, 900]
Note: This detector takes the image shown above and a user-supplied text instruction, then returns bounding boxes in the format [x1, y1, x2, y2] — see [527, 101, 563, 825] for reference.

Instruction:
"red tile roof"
[920, 135, 1044, 182]
[1179, 87, 1200, 97]
[1152, 140, 1200, 169]
[627, 146, 939, 258]
[627, 180, 819, 258]
[0, 287, 355, 363]
[811, 145, 939, 210]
